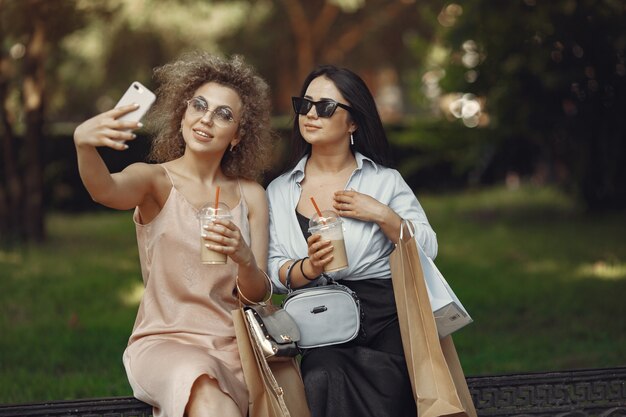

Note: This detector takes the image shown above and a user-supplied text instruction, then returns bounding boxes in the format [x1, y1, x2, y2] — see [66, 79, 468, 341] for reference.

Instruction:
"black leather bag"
[244, 303, 301, 359]
[237, 273, 301, 360]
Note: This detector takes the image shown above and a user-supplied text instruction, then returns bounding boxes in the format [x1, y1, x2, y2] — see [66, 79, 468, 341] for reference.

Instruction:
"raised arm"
[73, 104, 154, 210]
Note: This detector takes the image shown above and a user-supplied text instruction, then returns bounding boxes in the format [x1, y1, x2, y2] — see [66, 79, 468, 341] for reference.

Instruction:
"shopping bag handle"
[399, 219, 415, 242]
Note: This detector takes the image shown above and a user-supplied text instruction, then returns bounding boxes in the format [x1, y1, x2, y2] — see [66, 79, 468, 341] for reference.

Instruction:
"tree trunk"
[279, 0, 316, 85]
[322, 1, 412, 63]
[0, 54, 24, 242]
[21, 18, 47, 241]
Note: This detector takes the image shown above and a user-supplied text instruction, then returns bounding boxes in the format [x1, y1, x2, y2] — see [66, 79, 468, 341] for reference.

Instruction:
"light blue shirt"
[266, 152, 438, 293]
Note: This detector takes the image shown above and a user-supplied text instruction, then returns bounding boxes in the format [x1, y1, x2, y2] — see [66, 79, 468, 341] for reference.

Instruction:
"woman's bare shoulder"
[124, 162, 171, 199]
[239, 179, 268, 208]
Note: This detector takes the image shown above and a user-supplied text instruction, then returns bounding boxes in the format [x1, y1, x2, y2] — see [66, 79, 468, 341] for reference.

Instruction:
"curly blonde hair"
[146, 51, 274, 180]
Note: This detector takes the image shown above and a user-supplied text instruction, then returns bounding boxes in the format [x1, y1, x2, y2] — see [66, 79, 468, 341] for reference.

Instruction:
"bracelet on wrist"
[285, 259, 300, 291]
[235, 270, 273, 305]
[299, 257, 317, 281]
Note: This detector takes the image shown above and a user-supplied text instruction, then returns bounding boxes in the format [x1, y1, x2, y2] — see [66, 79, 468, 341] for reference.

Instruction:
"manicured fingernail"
[131, 134, 137, 139]
[123, 144, 129, 150]
[137, 122, 144, 128]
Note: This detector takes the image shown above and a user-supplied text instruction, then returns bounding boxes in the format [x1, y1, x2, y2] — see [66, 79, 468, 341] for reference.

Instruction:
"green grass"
[421, 186, 626, 374]
[0, 212, 140, 402]
[1, 185, 625, 403]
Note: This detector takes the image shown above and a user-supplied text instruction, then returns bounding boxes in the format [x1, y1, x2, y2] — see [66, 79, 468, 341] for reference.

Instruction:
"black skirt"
[300, 278, 416, 417]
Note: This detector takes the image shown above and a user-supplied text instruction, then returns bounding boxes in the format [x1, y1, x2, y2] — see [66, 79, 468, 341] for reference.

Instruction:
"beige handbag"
[390, 221, 477, 417]
[232, 276, 311, 417]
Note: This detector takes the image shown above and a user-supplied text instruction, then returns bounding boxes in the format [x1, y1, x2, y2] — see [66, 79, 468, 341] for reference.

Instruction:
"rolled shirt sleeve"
[387, 169, 438, 259]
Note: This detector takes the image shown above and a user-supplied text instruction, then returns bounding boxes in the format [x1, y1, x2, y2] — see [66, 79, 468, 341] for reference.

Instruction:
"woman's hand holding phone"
[74, 81, 155, 151]
[74, 104, 144, 150]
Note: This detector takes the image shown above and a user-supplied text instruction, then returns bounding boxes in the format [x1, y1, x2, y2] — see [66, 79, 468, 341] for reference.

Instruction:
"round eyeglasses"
[186, 97, 238, 128]
[291, 97, 353, 118]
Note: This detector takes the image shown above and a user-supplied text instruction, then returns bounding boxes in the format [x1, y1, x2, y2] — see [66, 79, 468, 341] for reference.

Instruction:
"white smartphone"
[114, 81, 156, 126]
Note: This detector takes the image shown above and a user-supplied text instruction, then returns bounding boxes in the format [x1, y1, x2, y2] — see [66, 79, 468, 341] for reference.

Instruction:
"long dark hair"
[286, 65, 393, 171]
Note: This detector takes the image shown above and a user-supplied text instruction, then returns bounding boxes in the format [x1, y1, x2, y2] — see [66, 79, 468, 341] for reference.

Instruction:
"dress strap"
[237, 179, 245, 205]
[159, 164, 176, 187]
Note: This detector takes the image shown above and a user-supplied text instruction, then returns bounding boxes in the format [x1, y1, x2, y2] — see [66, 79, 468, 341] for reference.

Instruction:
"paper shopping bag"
[389, 224, 477, 417]
[232, 308, 311, 417]
[415, 243, 473, 337]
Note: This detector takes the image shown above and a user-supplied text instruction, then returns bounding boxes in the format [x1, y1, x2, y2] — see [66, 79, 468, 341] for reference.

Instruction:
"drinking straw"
[215, 186, 221, 210]
[310, 197, 324, 220]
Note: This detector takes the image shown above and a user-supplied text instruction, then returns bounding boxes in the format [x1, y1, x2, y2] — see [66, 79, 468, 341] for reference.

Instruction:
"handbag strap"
[285, 259, 301, 292]
[247, 313, 292, 416]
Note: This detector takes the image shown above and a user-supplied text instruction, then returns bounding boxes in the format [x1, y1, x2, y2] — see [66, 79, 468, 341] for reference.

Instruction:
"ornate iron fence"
[1, 367, 625, 417]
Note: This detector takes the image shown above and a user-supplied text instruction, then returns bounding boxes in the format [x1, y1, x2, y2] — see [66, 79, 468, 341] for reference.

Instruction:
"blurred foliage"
[2, 0, 626, 246]
[1, 0, 117, 242]
[220, 0, 442, 112]
[46, 0, 251, 122]
[36, 0, 445, 118]
[388, 118, 497, 191]
[428, 0, 626, 210]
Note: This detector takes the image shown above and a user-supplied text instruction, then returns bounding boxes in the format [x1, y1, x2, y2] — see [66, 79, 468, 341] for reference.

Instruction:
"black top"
[296, 210, 311, 241]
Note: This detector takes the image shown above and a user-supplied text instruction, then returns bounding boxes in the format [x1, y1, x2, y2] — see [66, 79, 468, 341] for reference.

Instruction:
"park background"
[1, 0, 625, 403]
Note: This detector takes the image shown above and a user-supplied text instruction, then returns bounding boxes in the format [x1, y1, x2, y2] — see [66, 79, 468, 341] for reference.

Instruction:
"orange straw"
[310, 197, 323, 218]
[215, 186, 221, 210]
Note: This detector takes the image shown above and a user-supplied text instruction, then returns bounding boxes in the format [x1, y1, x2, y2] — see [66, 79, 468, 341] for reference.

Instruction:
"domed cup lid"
[308, 210, 342, 234]
[198, 202, 232, 219]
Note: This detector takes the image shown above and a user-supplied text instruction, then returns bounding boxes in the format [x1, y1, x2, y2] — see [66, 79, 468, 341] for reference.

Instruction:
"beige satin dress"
[123, 165, 249, 417]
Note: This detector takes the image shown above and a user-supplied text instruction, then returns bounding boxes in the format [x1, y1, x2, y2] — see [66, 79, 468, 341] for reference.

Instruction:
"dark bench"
[1, 367, 624, 417]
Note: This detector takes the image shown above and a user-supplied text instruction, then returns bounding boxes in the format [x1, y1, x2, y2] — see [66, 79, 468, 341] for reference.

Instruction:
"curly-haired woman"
[73, 52, 274, 417]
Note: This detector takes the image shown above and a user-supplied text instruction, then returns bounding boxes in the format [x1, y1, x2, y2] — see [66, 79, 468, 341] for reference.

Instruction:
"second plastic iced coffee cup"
[308, 210, 349, 273]
[197, 202, 232, 264]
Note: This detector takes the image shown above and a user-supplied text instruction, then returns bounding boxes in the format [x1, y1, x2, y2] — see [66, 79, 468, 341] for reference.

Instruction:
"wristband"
[299, 257, 317, 281]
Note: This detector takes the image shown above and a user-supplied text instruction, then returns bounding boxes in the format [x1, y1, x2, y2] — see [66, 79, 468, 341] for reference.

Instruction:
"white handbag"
[282, 281, 361, 349]
[281, 262, 361, 349]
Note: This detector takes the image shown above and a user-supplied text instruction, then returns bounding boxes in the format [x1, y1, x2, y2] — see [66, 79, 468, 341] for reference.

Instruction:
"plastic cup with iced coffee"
[308, 210, 349, 273]
[197, 202, 232, 264]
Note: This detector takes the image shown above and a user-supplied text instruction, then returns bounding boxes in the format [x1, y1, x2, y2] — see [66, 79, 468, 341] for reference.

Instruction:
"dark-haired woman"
[266, 65, 438, 417]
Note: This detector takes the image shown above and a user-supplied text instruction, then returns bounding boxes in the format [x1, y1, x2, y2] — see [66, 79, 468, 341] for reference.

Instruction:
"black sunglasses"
[291, 97, 353, 118]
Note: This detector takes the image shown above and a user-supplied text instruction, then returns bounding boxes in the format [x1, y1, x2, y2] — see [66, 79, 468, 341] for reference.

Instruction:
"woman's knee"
[302, 365, 331, 388]
[186, 375, 240, 417]
[189, 375, 216, 396]
[301, 348, 346, 385]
